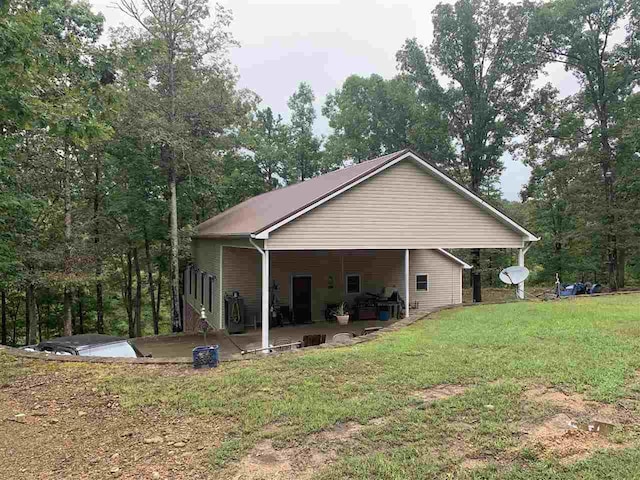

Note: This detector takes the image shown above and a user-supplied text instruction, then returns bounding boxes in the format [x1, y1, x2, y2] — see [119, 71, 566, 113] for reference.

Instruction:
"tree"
[397, 0, 544, 299]
[245, 107, 290, 190]
[284, 82, 324, 183]
[531, 0, 640, 288]
[323, 74, 453, 166]
[116, 0, 248, 331]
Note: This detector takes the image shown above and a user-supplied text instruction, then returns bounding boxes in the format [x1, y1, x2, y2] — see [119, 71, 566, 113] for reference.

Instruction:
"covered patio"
[136, 318, 403, 360]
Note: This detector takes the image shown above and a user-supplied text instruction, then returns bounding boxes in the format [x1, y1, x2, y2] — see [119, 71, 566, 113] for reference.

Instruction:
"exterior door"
[292, 276, 312, 324]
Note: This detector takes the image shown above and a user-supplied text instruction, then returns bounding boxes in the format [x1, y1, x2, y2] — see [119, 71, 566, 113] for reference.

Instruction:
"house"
[183, 149, 538, 350]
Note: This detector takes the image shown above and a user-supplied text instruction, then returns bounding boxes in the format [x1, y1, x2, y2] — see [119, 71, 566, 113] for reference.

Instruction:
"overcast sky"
[90, 0, 579, 200]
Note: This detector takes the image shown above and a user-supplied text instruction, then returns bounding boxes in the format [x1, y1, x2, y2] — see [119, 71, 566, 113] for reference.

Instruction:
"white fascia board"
[436, 248, 473, 269]
[254, 152, 539, 242]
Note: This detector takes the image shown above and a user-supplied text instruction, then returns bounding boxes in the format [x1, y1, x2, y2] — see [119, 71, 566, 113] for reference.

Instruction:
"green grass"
[4, 294, 640, 478]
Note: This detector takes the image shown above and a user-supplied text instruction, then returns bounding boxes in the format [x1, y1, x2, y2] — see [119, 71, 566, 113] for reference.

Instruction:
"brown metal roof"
[195, 150, 409, 237]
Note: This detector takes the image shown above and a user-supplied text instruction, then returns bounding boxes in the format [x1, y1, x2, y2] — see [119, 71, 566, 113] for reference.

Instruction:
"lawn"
[2, 295, 640, 479]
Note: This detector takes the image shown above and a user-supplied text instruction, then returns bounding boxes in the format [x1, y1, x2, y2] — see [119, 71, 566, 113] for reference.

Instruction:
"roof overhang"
[436, 249, 473, 269]
[253, 151, 539, 242]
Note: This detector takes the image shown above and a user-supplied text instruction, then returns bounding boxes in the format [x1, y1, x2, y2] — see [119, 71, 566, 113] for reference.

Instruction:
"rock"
[14, 413, 26, 423]
[144, 436, 163, 444]
[110, 466, 120, 474]
[78, 411, 87, 417]
[173, 441, 186, 448]
[110, 453, 120, 461]
[151, 472, 161, 479]
[50, 418, 60, 424]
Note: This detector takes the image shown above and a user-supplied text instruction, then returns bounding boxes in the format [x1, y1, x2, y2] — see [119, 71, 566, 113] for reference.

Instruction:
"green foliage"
[398, 0, 544, 192]
[323, 74, 453, 167]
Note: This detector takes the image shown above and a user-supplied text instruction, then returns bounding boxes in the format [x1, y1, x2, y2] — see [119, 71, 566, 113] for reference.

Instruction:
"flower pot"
[336, 314, 350, 326]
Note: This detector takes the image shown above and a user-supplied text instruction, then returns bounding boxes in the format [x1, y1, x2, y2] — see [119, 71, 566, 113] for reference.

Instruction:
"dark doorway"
[292, 276, 312, 324]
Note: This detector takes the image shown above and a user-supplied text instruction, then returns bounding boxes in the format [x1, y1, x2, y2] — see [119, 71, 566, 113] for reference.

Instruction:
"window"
[194, 269, 198, 299]
[188, 267, 192, 295]
[416, 274, 429, 291]
[201, 272, 206, 305]
[208, 275, 215, 312]
[346, 274, 361, 294]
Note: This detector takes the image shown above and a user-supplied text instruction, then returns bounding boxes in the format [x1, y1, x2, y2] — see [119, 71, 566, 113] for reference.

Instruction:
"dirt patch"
[416, 384, 469, 403]
[231, 422, 362, 480]
[520, 387, 636, 464]
[0, 361, 230, 479]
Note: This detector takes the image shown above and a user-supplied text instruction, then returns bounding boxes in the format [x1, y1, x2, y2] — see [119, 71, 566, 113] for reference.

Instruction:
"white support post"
[517, 247, 526, 300]
[404, 249, 410, 318]
[262, 249, 270, 351]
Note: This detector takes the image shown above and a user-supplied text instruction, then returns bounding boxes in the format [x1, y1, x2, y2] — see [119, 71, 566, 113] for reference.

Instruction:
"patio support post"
[517, 242, 532, 300]
[404, 249, 410, 318]
[250, 237, 270, 352]
[262, 249, 270, 350]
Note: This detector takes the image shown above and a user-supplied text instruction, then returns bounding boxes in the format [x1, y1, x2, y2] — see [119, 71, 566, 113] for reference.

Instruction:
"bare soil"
[229, 422, 363, 480]
[519, 386, 638, 463]
[0, 364, 229, 479]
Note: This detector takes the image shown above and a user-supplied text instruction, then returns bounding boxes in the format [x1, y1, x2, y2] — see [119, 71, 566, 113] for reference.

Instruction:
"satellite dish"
[499, 266, 530, 285]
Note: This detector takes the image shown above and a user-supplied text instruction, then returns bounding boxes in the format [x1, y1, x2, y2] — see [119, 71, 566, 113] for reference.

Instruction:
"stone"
[173, 441, 186, 448]
[144, 436, 164, 444]
[110, 466, 120, 474]
[152, 473, 161, 480]
[14, 413, 26, 422]
[50, 418, 60, 424]
[110, 453, 120, 461]
[78, 411, 87, 417]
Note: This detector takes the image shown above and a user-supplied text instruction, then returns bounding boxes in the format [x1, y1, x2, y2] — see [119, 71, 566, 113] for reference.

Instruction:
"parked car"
[23, 334, 147, 358]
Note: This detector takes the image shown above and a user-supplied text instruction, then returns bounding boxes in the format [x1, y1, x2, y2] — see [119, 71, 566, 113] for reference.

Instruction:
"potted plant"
[332, 302, 350, 326]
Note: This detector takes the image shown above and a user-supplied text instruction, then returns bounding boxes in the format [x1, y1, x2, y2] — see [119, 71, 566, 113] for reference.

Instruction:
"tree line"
[1, 0, 639, 345]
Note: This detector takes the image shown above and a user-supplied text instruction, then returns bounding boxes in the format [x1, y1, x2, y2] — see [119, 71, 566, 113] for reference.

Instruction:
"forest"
[1, 0, 639, 345]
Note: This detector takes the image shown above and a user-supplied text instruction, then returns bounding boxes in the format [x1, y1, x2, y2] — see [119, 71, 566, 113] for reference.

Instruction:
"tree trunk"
[168, 163, 182, 332]
[156, 269, 162, 324]
[26, 283, 38, 344]
[1, 290, 6, 345]
[77, 288, 84, 334]
[126, 249, 134, 338]
[617, 248, 625, 289]
[133, 247, 142, 337]
[37, 300, 42, 342]
[598, 108, 618, 291]
[94, 158, 104, 334]
[144, 229, 159, 335]
[63, 146, 73, 336]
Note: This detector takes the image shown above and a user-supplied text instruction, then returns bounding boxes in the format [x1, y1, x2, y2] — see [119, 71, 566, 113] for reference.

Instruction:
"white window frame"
[345, 274, 361, 295]
[416, 273, 429, 292]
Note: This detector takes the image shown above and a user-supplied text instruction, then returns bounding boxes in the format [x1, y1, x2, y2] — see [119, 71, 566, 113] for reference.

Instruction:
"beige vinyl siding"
[186, 238, 222, 330]
[410, 249, 463, 308]
[266, 159, 524, 250]
[222, 246, 262, 326]
[187, 237, 263, 329]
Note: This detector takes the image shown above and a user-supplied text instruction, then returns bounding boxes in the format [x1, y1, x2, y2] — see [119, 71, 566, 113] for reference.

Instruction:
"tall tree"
[397, 0, 544, 299]
[531, 0, 640, 289]
[117, 0, 247, 331]
[285, 82, 324, 183]
[323, 74, 453, 166]
[398, 0, 543, 192]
